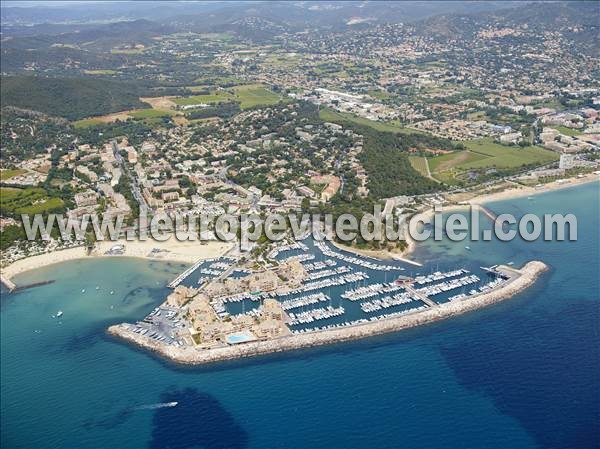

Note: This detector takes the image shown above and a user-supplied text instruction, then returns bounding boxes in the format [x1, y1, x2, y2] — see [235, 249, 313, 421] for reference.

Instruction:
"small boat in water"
[56, 310, 63, 317]
[81, 289, 86, 293]
[465, 246, 471, 250]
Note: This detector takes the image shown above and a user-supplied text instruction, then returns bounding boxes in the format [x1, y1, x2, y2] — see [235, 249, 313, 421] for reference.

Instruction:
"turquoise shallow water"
[1, 182, 599, 449]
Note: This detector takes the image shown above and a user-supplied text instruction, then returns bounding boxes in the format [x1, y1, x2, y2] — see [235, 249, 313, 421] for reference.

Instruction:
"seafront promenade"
[108, 261, 548, 365]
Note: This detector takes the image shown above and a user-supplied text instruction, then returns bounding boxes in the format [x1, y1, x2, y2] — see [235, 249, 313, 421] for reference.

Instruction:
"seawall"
[108, 260, 548, 365]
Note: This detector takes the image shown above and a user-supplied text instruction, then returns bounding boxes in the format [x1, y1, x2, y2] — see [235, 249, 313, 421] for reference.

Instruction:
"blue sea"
[1, 182, 599, 449]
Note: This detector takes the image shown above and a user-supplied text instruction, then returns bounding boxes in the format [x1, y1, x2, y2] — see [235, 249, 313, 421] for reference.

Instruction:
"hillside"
[417, 1, 599, 55]
[164, 1, 520, 38]
[0, 76, 148, 120]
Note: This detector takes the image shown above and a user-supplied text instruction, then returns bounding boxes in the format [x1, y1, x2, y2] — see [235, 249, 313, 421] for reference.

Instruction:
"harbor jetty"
[476, 204, 499, 223]
[1, 275, 16, 292]
[108, 260, 548, 366]
[1, 275, 55, 294]
[167, 258, 204, 288]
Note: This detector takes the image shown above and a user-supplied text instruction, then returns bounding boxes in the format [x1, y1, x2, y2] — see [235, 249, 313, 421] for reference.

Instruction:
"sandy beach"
[2, 174, 596, 280]
[108, 260, 548, 365]
[399, 173, 600, 257]
[450, 173, 599, 206]
[324, 174, 598, 262]
[2, 239, 233, 281]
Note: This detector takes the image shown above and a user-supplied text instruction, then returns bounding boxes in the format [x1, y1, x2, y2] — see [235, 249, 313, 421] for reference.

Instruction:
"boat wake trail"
[133, 402, 178, 410]
[82, 402, 178, 430]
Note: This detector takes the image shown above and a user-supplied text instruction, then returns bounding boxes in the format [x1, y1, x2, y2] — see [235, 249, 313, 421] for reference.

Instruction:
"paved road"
[112, 140, 147, 210]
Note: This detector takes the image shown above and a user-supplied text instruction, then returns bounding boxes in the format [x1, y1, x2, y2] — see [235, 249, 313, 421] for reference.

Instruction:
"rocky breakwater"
[107, 261, 548, 365]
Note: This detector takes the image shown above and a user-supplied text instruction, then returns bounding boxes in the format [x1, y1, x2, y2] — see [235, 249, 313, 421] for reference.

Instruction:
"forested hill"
[0, 76, 148, 120]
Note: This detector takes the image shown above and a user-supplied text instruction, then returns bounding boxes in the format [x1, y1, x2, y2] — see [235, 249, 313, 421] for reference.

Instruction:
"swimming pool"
[225, 332, 256, 344]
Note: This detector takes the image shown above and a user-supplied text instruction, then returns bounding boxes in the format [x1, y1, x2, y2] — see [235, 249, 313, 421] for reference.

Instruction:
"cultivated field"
[0, 187, 64, 214]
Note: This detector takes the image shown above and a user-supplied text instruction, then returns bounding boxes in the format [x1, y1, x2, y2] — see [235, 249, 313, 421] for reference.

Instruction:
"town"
[1, 1, 599, 280]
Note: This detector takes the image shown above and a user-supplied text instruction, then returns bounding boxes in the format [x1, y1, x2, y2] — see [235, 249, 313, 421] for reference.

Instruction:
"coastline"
[327, 174, 599, 262]
[108, 260, 548, 365]
[329, 235, 420, 265]
[401, 173, 600, 258]
[2, 174, 596, 280]
[453, 173, 599, 206]
[1, 239, 233, 282]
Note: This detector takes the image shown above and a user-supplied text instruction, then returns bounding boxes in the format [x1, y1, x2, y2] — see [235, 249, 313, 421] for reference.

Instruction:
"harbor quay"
[107, 237, 548, 365]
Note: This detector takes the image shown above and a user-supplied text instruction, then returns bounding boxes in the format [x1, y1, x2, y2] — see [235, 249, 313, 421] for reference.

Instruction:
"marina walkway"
[405, 285, 438, 308]
[168, 258, 205, 288]
[476, 204, 499, 223]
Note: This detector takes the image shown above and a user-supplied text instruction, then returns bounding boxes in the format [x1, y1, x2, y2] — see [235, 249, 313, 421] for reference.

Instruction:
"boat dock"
[169, 256, 238, 289]
[168, 259, 205, 288]
[477, 204, 499, 224]
[405, 284, 438, 308]
[481, 265, 512, 279]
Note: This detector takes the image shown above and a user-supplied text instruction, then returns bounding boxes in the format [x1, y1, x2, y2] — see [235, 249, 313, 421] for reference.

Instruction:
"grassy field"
[174, 84, 283, 110]
[0, 187, 64, 214]
[231, 84, 283, 109]
[463, 139, 558, 168]
[0, 169, 27, 181]
[129, 109, 173, 119]
[186, 85, 210, 93]
[429, 151, 486, 173]
[319, 108, 423, 135]
[408, 156, 430, 177]
[72, 118, 105, 128]
[429, 138, 559, 181]
[264, 54, 301, 69]
[173, 91, 233, 106]
[367, 89, 392, 100]
[552, 126, 583, 137]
